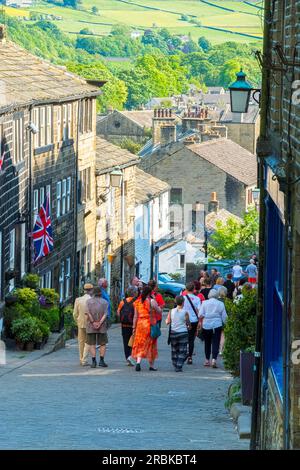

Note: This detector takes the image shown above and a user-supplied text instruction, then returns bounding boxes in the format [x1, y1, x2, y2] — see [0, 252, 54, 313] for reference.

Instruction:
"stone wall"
[225, 120, 260, 154]
[0, 109, 29, 298]
[95, 164, 137, 308]
[261, 371, 284, 449]
[140, 143, 247, 217]
[97, 111, 149, 144]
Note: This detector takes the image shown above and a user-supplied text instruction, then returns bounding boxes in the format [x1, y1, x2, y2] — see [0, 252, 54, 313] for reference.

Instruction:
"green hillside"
[27, 0, 264, 43]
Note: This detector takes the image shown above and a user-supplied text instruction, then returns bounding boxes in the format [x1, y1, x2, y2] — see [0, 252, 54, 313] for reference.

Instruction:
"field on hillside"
[27, 0, 264, 43]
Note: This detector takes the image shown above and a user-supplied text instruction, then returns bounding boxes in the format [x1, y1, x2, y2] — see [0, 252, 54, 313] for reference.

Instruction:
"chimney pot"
[208, 192, 219, 213]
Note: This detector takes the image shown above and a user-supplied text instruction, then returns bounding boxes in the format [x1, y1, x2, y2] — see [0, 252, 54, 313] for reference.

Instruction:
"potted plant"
[11, 316, 38, 352]
[40, 288, 59, 309]
[5, 294, 18, 306]
[22, 273, 40, 290]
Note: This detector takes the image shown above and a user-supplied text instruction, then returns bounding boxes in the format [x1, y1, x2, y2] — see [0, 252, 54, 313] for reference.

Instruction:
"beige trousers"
[78, 327, 89, 363]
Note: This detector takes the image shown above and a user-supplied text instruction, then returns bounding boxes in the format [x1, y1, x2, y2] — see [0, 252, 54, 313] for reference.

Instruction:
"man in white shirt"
[183, 282, 201, 365]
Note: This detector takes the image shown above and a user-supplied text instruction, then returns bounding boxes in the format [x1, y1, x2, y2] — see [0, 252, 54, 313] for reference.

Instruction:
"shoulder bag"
[149, 301, 161, 339]
[186, 295, 204, 341]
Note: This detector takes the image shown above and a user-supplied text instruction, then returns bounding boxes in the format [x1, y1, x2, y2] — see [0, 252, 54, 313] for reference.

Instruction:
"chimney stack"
[208, 192, 219, 213]
[160, 124, 177, 146]
[152, 108, 176, 146]
[0, 25, 6, 44]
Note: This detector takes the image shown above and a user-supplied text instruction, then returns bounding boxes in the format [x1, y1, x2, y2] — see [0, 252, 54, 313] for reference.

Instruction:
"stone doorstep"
[230, 403, 252, 440]
[0, 331, 65, 378]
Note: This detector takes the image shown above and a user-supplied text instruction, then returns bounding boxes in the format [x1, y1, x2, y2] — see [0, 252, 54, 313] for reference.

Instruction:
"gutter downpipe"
[250, 0, 271, 450]
[27, 105, 33, 274]
[73, 100, 80, 301]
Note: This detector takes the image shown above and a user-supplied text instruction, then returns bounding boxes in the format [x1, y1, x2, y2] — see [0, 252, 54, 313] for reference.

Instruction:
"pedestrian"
[232, 261, 243, 287]
[73, 283, 93, 366]
[98, 278, 111, 319]
[210, 268, 219, 286]
[199, 289, 227, 368]
[217, 286, 228, 355]
[245, 259, 258, 285]
[85, 286, 109, 368]
[166, 295, 191, 372]
[214, 277, 225, 292]
[132, 285, 162, 372]
[252, 253, 258, 266]
[193, 280, 205, 302]
[183, 282, 201, 365]
[148, 279, 165, 327]
[126, 276, 139, 296]
[234, 282, 253, 304]
[117, 286, 138, 366]
[223, 273, 235, 300]
[200, 278, 212, 300]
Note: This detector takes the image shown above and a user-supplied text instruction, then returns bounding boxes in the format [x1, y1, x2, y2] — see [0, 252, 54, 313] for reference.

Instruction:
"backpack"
[120, 298, 135, 325]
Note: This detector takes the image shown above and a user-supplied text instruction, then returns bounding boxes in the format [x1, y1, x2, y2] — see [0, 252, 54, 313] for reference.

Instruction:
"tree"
[91, 6, 99, 15]
[198, 36, 212, 52]
[63, 0, 82, 9]
[79, 28, 93, 35]
[66, 62, 128, 112]
[218, 58, 241, 88]
[208, 207, 259, 260]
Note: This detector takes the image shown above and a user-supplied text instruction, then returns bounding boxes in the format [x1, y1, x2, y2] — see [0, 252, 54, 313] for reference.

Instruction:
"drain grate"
[97, 427, 144, 434]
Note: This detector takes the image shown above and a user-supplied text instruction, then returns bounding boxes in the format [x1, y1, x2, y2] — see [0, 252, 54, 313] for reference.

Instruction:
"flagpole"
[27, 106, 33, 273]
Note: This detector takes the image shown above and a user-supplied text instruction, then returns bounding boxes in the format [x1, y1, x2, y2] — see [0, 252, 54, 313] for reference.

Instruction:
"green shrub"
[22, 273, 40, 290]
[36, 319, 50, 340]
[39, 307, 60, 332]
[63, 304, 77, 340]
[164, 296, 175, 309]
[11, 316, 39, 343]
[168, 273, 183, 282]
[3, 305, 22, 338]
[40, 288, 59, 305]
[223, 289, 257, 376]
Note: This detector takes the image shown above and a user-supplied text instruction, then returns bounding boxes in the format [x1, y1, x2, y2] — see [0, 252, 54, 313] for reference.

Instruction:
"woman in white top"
[166, 296, 191, 372]
[232, 261, 244, 287]
[199, 289, 227, 368]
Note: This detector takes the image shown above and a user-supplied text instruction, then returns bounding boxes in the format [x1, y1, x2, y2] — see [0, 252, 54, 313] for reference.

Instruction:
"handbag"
[128, 334, 134, 347]
[151, 323, 161, 339]
[167, 310, 172, 345]
[149, 305, 161, 339]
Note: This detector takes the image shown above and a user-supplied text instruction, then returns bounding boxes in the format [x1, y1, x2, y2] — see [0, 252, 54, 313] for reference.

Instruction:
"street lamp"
[229, 69, 260, 113]
[110, 166, 123, 188]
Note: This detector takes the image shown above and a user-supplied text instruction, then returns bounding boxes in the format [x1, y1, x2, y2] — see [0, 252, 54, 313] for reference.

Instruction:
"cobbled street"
[0, 322, 249, 450]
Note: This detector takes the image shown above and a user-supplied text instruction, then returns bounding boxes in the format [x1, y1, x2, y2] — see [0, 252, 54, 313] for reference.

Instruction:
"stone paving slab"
[0, 322, 249, 450]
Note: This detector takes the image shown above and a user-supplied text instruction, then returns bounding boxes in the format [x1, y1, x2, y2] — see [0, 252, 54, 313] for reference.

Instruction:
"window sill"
[34, 144, 54, 156]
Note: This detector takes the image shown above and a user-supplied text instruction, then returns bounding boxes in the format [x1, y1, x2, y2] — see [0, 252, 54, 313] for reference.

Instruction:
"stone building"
[252, 0, 300, 450]
[0, 26, 101, 309]
[95, 138, 139, 308]
[139, 110, 257, 222]
[219, 104, 260, 154]
[96, 109, 154, 144]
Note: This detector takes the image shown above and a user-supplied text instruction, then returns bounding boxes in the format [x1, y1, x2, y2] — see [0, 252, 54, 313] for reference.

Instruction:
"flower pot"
[240, 351, 255, 405]
[42, 302, 54, 310]
[15, 340, 25, 351]
[5, 295, 18, 306]
[25, 341, 35, 352]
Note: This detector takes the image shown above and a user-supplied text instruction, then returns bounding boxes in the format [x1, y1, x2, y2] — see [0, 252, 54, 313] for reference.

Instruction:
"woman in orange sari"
[132, 286, 162, 372]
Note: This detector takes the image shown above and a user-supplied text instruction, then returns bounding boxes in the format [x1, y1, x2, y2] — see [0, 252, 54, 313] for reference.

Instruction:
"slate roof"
[135, 168, 170, 205]
[95, 137, 140, 174]
[0, 39, 102, 113]
[200, 93, 231, 106]
[205, 208, 242, 232]
[219, 104, 260, 124]
[120, 110, 154, 129]
[187, 138, 257, 186]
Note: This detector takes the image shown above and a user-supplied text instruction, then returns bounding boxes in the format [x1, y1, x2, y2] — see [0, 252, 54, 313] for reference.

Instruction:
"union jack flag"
[32, 194, 54, 263]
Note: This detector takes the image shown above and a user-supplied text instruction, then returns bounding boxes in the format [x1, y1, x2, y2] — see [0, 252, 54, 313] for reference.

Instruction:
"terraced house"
[0, 24, 102, 310]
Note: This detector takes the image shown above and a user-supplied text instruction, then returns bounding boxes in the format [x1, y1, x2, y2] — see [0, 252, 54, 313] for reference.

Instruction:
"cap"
[84, 283, 94, 290]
